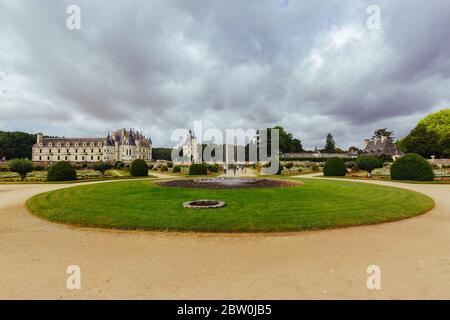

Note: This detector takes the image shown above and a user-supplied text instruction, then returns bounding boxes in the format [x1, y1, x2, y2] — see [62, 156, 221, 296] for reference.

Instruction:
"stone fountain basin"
[183, 200, 226, 209]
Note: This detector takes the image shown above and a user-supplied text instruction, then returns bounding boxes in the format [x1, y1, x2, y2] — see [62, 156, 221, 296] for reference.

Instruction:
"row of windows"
[38, 148, 104, 154]
[38, 141, 103, 147]
[38, 155, 102, 161]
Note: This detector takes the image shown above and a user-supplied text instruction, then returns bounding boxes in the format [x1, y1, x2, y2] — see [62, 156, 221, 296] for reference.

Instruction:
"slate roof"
[363, 137, 402, 156]
[34, 129, 152, 148]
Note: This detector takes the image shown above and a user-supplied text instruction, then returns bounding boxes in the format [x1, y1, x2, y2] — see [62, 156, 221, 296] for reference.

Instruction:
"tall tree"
[0, 131, 36, 160]
[373, 128, 394, 141]
[323, 133, 336, 153]
[256, 126, 303, 156]
[398, 109, 450, 158]
[398, 124, 441, 158]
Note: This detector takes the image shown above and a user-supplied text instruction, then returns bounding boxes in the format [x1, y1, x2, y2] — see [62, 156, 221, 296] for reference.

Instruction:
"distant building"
[363, 136, 402, 158]
[180, 130, 200, 163]
[32, 128, 152, 164]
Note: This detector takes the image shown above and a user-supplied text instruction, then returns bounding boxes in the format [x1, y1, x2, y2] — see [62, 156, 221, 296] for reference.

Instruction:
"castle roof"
[363, 137, 402, 156]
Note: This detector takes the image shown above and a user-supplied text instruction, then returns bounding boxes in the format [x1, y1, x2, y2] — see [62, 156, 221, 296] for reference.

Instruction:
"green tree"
[258, 126, 303, 155]
[323, 133, 336, 153]
[92, 162, 113, 178]
[398, 124, 441, 158]
[399, 109, 450, 158]
[8, 159, 33, 181]
[152, 148, 173, 160]
[418, 108, 450, 137]
[356, 155, 383, 177]
[373, 128, 394, 141]
[0, 131, 36, 159]
[439, 131, 450, 158]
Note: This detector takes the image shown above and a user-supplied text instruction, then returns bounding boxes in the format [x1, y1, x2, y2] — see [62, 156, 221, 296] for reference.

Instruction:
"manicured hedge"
[189, 163, 207, 175]
[390, 154, 434, 181]
[173, 165, 181, 173]
[130, 159, 149, 177]
[323, 157, 346, 176]
[356, 155, 383, 175]
[47, 161, 77, 181]
[207, 163, 220, 173]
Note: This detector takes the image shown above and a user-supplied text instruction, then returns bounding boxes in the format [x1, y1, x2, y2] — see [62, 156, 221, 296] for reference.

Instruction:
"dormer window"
[75, 142, 79, 147]
[98, 142, 102, 146]
[90, 142, 95, 146]
[83, 142, 87, 146]
[48, 143, 53, 147]
[66, 143, 70, 146]
[57, 143, 61, 146]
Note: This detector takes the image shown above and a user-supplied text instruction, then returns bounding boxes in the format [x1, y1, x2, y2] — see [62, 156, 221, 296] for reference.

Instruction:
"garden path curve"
[0, 177, 449, 299]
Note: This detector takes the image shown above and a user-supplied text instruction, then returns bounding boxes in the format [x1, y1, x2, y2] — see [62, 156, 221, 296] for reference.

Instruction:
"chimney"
[36, 133, 43, 144]
[363, 139, 370, 147]
[381, 135, 387, 143]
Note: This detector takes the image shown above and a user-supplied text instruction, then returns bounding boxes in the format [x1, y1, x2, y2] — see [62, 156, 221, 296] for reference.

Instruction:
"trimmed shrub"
[285, 162, 294, 170]
[207, 163, 220, 173]
[356, 155, 383, 176]
[323, 157, 346, 176]
[114, 161, 125, 169]
[167, 162, 173, 168]
[160, 165, 168, 172]
[92, 162, 113, 178]
[390, 154, 435, 181]
[8, 159, 33, 181]
[173, 165, 181, 173]
[189, 163, 207, 175]
[129, 159, 149, 177]
[47, 161, 77, 181]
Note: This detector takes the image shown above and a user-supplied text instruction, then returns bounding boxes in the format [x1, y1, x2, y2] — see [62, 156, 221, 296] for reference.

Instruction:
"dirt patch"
[156, 178, 302, 189]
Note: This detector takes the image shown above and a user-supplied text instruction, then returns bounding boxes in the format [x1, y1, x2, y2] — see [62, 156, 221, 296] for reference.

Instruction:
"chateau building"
[363, 136, 402, 158]
[32, 129, 152, 164]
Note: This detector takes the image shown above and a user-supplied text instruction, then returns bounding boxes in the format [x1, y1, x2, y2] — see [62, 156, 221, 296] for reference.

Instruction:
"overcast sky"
[1, 0, 449, 149]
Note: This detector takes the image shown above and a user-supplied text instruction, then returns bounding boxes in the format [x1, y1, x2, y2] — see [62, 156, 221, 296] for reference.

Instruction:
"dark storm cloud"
[0, 0, 449, 148]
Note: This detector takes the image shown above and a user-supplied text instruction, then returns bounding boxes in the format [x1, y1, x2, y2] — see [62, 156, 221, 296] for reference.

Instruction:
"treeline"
[0, 131, 36, 160]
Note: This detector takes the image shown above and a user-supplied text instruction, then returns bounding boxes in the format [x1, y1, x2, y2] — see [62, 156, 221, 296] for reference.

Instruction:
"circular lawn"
[26, 179, 434, 232]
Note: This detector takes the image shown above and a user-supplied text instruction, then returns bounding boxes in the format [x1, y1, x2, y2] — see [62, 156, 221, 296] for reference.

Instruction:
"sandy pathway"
[0, 178, 449, 299]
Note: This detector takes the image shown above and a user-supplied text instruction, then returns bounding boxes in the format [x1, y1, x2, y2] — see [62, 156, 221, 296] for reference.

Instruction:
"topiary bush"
[390, 154, 435, 181]
[189, 163, 207, 175]
[8, 159, 34, 181]
[323, 157, 346, 176]
[167, 162, 173, 168]
[129, 159, 149, 177]
[114, 161, 125, 169]
[47, 161, 77, 181]
[92, 162, 113, 178]
[356, 155, 383, 176]
[160, 165, 168, 172]
[173, 165, 181, 173]
[207, 163, 220, 173]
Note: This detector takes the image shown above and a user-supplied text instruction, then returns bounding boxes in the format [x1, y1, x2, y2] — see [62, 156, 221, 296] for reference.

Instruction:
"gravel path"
[0, 178, 449, 299]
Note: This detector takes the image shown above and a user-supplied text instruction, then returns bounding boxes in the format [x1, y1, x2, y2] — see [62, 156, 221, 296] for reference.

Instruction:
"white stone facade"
[32, 129, 152, 164]
[180, 130, 200, 163]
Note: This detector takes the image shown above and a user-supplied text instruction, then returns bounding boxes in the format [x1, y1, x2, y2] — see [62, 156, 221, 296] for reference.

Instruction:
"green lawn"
[26, 179, 434, 232]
